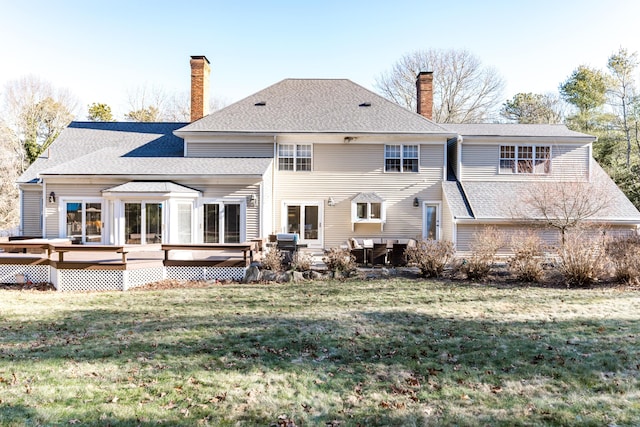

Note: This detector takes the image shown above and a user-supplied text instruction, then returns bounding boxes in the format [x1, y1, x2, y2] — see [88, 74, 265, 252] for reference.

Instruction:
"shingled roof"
[177, 79, 450, 134]
[18, 122, 271, 183]
[445, 161, 640, 222]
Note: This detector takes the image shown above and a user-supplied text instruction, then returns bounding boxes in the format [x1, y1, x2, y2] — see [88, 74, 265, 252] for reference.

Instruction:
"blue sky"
[2, 0, 640, 119]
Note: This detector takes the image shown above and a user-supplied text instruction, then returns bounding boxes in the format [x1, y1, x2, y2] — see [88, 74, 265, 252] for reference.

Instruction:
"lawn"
[1, 279, 639, 426]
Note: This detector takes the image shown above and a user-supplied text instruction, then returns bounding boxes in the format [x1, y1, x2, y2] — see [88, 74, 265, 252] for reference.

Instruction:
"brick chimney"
[190, 55, 211, 122]
[416, 71, 433, 120]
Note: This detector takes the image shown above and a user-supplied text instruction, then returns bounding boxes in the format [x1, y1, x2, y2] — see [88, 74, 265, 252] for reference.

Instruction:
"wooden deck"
[0, 241, 259, 290]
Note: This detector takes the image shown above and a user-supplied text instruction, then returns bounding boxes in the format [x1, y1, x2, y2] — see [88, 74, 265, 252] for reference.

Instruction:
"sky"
[2, 0, 640, 120]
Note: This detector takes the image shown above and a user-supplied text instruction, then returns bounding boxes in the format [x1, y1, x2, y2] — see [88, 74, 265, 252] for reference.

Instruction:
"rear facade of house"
[17, 56, 640, 251]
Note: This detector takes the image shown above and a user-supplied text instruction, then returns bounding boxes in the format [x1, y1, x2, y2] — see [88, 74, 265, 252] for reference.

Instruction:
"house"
[16, 56, 640, 254]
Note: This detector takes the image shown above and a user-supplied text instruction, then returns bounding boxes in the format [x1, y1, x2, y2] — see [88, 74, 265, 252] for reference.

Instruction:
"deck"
[0, 241, 258, 291]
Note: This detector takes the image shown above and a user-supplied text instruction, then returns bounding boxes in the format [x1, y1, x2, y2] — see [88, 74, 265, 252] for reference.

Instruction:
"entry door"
[124, 202, 163, 244]
[422, 202, 440, 240]
[283, 202, 323, 247]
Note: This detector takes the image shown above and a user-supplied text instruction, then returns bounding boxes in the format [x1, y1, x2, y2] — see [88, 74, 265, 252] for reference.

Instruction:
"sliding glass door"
[124, 202, 163, 244]
[203, 203, 241, 243]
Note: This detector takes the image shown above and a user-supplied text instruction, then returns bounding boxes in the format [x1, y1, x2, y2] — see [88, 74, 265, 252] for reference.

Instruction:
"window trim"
[199, 198, 246, 244]
[384, 144, 419, 173]
[278, 143, 313, 172]
[499, 145, 551, 175]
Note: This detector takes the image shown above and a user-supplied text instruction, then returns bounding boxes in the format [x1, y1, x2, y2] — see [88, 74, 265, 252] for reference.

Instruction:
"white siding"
[187, 143, 273, 157]
[460, 143, 590, 181]
[440, 194, 454, 245]
[21, 189, 42, 237]
[274, 143, 445, 249]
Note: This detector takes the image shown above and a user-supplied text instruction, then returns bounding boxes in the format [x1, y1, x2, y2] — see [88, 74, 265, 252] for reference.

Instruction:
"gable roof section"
[456, 162, 640, 222]
[444, 123, 594, 140]
[18, 122, 271, 182]
[177, 79, 450, 135]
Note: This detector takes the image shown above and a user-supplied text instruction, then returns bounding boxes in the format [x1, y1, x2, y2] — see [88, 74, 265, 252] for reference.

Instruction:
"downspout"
[41, 178, 47, 238]
[272, 135, 277, 235]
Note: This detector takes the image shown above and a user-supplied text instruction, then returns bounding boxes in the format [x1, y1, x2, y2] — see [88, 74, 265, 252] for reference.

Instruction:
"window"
[385, 144, 418, 172]
[356, 202, 382, 220]
[351, 193, 386, 230]
[499, 145, 551, 174]
[278, 144, 312, 171]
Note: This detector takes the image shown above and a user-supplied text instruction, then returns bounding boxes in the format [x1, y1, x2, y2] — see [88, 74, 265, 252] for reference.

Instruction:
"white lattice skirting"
[2, 264, 247, 292]
[166, 266, 246, 282]
[0, 264, 49, 284]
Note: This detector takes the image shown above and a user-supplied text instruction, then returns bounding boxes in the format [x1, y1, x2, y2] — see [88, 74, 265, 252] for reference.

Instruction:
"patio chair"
[371, 242, 389, 266]
[347, 238, 366, 265]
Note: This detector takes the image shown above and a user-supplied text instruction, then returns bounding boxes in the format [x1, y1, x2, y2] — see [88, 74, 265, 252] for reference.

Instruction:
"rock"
[292, 271, 306, 282]
[311, 271, 326, 280]
[277, 271, 292, 283]
[262, 270, 278, 282]
[243, 265, 261, 283]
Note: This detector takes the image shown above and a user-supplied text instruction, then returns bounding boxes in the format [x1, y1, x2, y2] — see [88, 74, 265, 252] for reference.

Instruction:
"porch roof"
[102, 181, 202, 196]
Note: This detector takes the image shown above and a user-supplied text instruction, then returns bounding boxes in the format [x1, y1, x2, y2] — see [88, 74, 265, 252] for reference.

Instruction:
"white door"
[124, 202, 163, 244]
[282, 201, 323, 247]
[422, 202, 440, 240]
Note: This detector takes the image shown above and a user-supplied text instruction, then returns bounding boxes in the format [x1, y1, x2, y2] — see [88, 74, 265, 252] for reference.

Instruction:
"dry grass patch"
[1, 280, 639, 426]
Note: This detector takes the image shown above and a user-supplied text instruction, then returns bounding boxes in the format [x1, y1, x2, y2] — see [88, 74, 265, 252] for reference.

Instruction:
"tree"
[519, 181, 612, 244]
[607, 47, 639, 168]
[501, 92, 564, 124]
[2, 76, 77, 166]
[125, 105, 161, 122]
[87, 103, 114, 121]
[0, 124, 20, 231]
[375, 48, 505, 123]
[559, 65, 608, 132]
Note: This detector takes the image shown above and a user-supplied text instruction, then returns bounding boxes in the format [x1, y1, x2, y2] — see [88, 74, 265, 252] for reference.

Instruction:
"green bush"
[405, 239, 455, 277]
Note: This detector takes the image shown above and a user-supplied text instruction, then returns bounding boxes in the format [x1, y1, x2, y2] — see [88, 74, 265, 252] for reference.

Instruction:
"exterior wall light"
[327, 197, 336, 207]
[413, 197, 419, 207]
[248, 194, 257, 208]
[49, 192, 56, 203]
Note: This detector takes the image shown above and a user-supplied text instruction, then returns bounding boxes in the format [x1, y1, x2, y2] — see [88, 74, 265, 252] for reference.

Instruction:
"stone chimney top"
[416, 71, 433, 121]
[190, 55, 211, 122]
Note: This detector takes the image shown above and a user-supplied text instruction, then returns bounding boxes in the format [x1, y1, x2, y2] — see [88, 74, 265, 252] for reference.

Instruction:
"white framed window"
[351, 193, 386, 230]
[385, 144, 419, 172]
[499, 145, 551, 174]
[278, 144, 312, 171]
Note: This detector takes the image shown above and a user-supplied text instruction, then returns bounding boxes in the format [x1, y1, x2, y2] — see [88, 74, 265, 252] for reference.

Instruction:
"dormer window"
[500, 145, 551, 174]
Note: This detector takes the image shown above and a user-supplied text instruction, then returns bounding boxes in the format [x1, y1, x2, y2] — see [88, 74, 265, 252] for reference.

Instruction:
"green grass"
[1, 279, 639, 426]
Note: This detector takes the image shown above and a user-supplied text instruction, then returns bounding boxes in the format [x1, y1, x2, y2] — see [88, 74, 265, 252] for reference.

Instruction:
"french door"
[64, 200, 103, 244]
[124, 202, 163, 244]
[282, 201, 323, 247]
[203, 203, 242, 243]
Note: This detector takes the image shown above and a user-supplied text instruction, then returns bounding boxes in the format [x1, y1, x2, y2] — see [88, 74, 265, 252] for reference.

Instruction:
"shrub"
[405, 239, 455, 277]
[605, 234, 640, 285]
[508, 230, 546, 283]
[262, 248, 285, 272]
[291, 251, 314, 272]
[323, 247, 356, 275]
[555, 230, 606, 287]
[459, 227, 505, 280]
